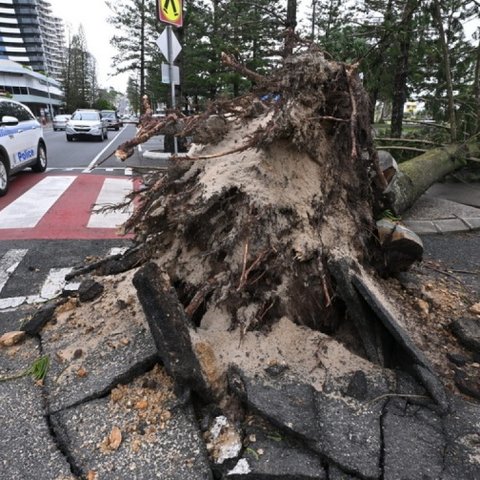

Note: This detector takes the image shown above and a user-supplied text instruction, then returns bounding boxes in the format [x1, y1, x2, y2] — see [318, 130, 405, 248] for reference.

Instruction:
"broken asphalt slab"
[0, 271, 213, 480]
[50, 367, 212, 480]
[228, 367, 480, 480]
[3, 252, 480, 480]
[0, 338, 74, 480]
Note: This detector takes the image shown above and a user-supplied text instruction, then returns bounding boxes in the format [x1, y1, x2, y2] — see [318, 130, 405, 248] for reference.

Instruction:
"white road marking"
[87, 178, 133, 228]
[0, 247, 130, 311]
[0, 266, 75, 311]
[0, 296, 25, 310]
[39, 267, 73, 299]
[0, 249, 28, 292]
[0, 176, 76, 228]
[109, 247, 129, 256]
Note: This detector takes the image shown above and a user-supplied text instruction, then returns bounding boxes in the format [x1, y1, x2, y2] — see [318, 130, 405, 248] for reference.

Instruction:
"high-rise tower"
[0, 0, 65, 81]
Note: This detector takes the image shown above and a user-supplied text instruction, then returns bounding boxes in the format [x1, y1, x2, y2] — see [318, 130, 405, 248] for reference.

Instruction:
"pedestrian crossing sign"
[157, 0, 183, 27]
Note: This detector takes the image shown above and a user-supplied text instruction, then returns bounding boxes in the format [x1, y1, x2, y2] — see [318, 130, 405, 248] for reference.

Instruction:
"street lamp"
[45, 68, 54, 120]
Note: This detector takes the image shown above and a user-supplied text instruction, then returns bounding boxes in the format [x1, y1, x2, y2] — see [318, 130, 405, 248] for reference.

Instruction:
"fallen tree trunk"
[386, 142, 480, 214]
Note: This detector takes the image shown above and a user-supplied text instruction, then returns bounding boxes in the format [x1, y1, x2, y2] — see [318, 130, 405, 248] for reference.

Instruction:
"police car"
[0, 98, 47, 196]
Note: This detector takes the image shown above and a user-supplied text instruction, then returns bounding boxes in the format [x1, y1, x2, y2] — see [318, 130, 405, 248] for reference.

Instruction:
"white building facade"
[0, 59, 62, 117]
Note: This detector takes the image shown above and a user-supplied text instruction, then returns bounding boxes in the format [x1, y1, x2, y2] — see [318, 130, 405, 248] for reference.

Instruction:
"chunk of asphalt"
[78, 278, 104, 302]
[42, 314, 158, 413]
[228, 367, 319, 440]
[451, 317, 480, 353]
[453, 369, 480, 402]
[50, 396, 212, 480]
[228, 368, 383, 479]
[352, 274, 449, 412]
[382, 399, 445, 480]
[21, 302, 57, 336]
[313, 391, 383, 480]
[133, 262, 214, 402]
[442, 396, 480, 479]
[0, 338, 74, 479]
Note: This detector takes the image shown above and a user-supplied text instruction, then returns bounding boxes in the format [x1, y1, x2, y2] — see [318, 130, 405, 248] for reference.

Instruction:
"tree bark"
[474, 36, 480, 133]
[390, 0, 418, 138]
[432, 1, 457, 141]
[386, 142, 479, 214]
[284, 0, 297, 57]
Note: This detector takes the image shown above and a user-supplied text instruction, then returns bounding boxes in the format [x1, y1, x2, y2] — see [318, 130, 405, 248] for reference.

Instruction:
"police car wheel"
[32, 144, 47, 173]
[0, 157, 9, 197]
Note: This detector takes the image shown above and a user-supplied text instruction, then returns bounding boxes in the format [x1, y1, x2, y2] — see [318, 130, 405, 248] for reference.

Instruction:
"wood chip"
[0, 331, 26, 347]
[135, 399, 148, 410]
[469, 303, 480, 316]
[108, 426, 122, 450]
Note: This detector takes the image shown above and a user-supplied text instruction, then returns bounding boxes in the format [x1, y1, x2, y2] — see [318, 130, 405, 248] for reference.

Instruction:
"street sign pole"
[157, 0, 183, 155]
[167, 25, 178, 154]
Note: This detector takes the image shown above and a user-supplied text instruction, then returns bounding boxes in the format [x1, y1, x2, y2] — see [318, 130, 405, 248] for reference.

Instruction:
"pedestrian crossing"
[0, 172, 135, 240]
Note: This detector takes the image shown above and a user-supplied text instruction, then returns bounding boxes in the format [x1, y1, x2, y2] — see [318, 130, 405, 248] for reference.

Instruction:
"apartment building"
[0, 0, 65, 80]
[0, 0, 65, 116]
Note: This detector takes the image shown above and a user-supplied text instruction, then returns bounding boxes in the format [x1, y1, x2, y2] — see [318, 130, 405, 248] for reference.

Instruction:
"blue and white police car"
[0, 98, 47, 196]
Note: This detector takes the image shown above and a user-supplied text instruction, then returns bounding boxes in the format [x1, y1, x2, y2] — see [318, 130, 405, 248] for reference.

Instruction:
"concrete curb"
[404, 217, 480, 235]
[142, 150, 189, 160]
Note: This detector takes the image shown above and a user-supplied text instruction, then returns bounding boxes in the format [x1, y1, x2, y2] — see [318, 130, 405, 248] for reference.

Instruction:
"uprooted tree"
[106, 44, 466, 412]
[119, 47, 385, 326]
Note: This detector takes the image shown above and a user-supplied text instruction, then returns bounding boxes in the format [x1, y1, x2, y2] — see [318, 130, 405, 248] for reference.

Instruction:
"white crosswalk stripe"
[0, 176, 76, 228]
[0, 249, 28, 292]
[46, 167, 132, 175]
[0, 174, 135, 234]
[88, 178, 134, 228]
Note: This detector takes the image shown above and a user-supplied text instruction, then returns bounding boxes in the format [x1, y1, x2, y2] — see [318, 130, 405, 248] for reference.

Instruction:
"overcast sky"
[48, 0, 129, 92]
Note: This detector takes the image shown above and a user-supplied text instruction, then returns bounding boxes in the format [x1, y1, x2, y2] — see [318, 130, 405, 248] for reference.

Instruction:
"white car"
[0, 98, 47, 196]
[65, 109, 108, 142]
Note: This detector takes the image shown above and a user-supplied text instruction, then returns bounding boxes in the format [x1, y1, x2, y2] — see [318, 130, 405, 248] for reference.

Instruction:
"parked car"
[100, 110, 122, 130]
[52, 114, 71, 131]
[0, 98, 47, 196]
[65, 109, 108, 142]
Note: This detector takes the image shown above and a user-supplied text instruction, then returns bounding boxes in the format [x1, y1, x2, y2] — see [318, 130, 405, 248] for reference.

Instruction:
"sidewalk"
[402, 181, 480, 234]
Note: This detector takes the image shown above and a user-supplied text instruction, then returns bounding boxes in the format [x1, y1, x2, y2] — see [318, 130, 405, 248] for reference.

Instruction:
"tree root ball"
[129, 51, 383, 336]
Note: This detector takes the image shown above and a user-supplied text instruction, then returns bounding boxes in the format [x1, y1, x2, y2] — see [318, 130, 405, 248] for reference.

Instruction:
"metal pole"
[167, 25, 178, 154]
[45, 70, 53, 120]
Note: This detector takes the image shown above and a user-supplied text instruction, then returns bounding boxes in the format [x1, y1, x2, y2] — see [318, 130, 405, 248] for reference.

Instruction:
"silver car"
[65, 109, 108, 142]
[52, 114, 71, 131]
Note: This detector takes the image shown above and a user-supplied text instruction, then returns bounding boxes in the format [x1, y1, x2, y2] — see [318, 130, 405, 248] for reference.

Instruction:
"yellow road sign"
[157, 0, 183, 27]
